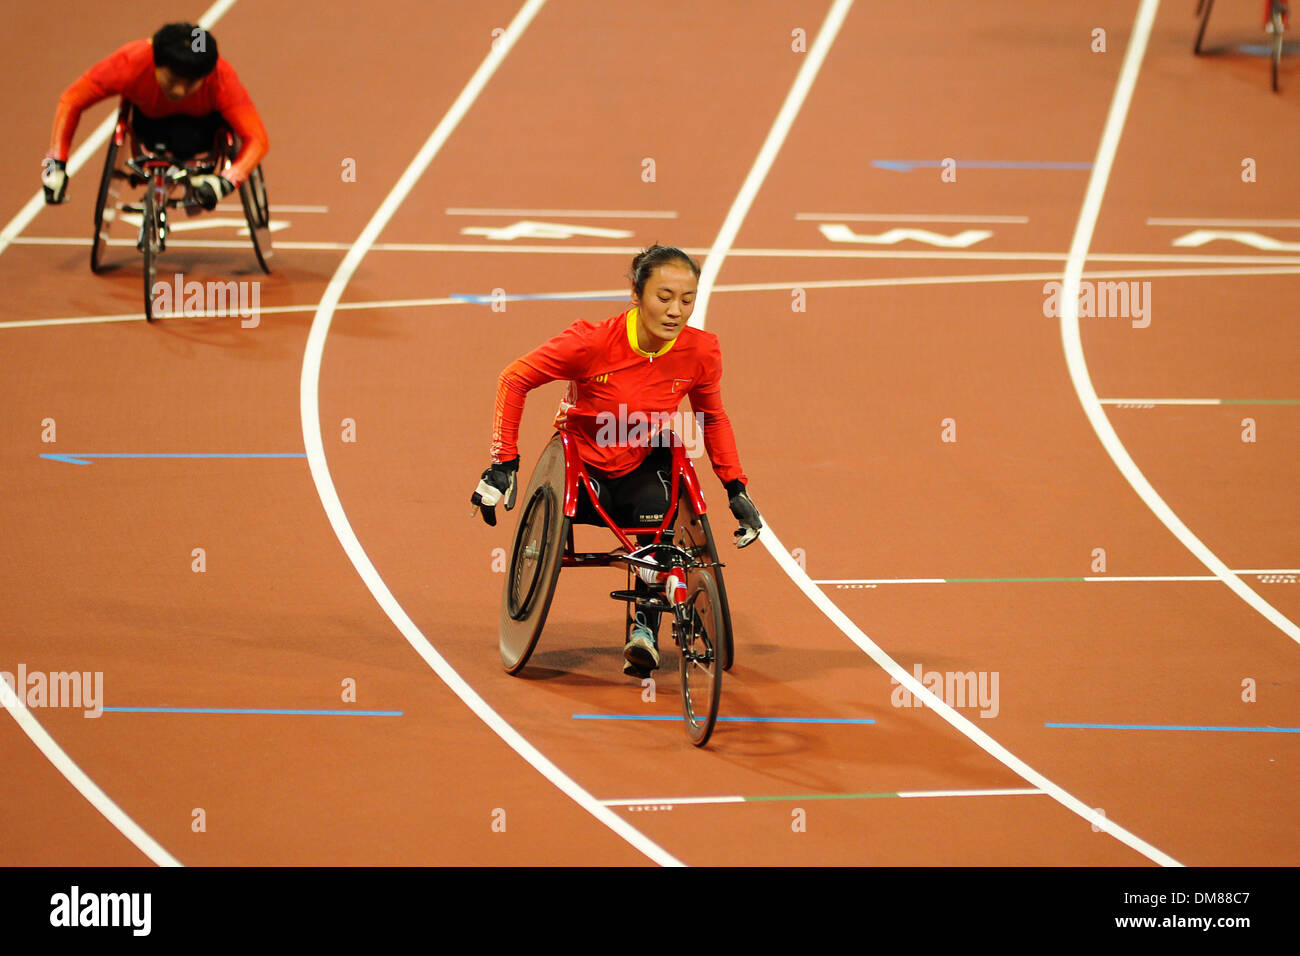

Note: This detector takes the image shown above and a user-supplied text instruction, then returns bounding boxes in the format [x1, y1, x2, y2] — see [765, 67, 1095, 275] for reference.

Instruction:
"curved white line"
[298, 0, 682, 867]
[0, 682, 181, 866]
[690, 0, 1182, 865]
[1058, 0, 1299, 646]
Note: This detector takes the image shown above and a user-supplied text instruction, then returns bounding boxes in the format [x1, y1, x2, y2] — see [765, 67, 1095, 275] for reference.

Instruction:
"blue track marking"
[572, 714, 875, 724]
[41, 452, 308, 466]
[872, 159, 1093, 172]
[1046, 722, 1299, 733]
[102, 707, 402, 716]
[451, 293, 629, 305]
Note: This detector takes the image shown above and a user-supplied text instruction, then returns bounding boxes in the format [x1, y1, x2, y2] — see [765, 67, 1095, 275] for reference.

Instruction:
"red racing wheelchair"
[90, 100, 272, 321]
[499, 430, 735, 746]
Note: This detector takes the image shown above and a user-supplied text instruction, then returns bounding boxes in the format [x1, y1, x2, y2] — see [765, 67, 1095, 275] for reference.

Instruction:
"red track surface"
[2, 0, 1296, 867]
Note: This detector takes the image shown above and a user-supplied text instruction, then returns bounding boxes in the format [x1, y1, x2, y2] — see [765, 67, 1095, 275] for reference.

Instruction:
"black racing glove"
[470, 458, 519, 527]
[190, 173, 235, 211]
[724, 478, 762, 548]
[41, 158, 68, 204]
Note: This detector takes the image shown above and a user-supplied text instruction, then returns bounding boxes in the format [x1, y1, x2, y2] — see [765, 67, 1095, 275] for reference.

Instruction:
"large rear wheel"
[91, 137, 122, 273]
[1270, 4, 1284, 92]
[1194, 0, 1215, 54]
[499, 435, 569, 673]
[239, 164, 273, 273]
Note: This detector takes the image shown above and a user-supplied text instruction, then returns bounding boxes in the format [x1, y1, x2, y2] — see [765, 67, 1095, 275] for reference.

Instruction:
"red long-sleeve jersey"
[47, 39, 268, 188]
[492, 309, 747, 487]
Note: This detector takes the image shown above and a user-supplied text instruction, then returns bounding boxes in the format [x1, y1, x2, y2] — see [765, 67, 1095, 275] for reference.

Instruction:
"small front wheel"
[141, 186, 160, 322]
[676, 569, 723, 746]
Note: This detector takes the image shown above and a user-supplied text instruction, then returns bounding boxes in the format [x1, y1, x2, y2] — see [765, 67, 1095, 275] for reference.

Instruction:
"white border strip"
[688, 0, 1181, 866]
[298, 0, 681, 868]
[1058, 0, 1300, 647]
[796, 213, 1029, 223]
[0, 0, 242, 867]
[445, 208, 676, 218]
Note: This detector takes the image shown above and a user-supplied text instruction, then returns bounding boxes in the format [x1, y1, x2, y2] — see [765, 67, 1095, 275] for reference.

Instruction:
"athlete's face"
[631, 263, 697, 351]
[155, 67, 205, 101]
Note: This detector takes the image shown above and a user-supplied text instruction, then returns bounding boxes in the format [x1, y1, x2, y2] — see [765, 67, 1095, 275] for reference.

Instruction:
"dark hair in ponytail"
[627, 244, 701, 297]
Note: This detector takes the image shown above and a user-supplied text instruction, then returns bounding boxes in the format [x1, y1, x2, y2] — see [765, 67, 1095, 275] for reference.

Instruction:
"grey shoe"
[623, 614, 660, 676]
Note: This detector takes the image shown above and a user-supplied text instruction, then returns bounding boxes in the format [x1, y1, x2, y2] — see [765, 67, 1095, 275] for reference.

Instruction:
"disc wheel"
[141, 186, 160, 322]
[499, 435, 569, 672]
[239, 164, 273, 274]
[672, 489, 735, 670]
[91, 137, 122, 273]
[676, 569, 723, 746]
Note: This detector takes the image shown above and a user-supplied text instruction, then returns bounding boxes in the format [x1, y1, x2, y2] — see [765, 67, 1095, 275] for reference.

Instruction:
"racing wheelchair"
[500, 430, 735, 746]
[90, 101, 272, 322]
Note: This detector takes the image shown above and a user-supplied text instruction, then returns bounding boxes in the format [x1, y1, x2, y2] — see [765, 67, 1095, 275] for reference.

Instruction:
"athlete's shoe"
[623, 614, 660, 677]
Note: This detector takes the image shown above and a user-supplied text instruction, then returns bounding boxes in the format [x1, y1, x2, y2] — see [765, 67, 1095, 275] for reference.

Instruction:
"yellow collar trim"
[626, 308, 677, 358]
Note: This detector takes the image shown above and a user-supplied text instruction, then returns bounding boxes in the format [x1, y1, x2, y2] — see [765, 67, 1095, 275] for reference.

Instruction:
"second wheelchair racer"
[472, 245, 763, 678]
[41, 22, 268, 211]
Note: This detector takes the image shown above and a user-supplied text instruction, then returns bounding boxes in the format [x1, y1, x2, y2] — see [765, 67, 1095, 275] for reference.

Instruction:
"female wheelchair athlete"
[90, 100, 272, 322]
[500, 430, 735, 746]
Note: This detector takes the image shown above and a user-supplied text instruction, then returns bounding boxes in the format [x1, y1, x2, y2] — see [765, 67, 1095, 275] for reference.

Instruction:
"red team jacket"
[492, 309, 747, 487]
[47, 39, 268, 188]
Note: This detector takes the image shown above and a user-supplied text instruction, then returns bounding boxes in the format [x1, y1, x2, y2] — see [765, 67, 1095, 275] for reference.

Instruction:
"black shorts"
[130, 107, 226, 159]
[574, 445, 676, 531]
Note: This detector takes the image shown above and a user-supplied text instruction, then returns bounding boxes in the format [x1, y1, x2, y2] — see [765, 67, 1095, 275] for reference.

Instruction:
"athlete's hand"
[41, 158, 68, 204]
[724, 479, 762, 548]
[190, 174, 234, 211]
[471, 458, 519, 527]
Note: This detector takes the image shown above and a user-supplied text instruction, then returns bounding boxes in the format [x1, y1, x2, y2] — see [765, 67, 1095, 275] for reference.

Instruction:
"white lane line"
[1058, 0, 1300, 648]
[445, 207, 677, 218]
[1102, 398, 1222, 405]
[297, 0, 680, 868]
[898, 788, 1045, 799]
[600, 789, 1045, 807]
[214, 204, 328, 213]
[692, 0, 853, 325]
[796, 213, 1029, 223]
[689, 0, 1180, 867]
[0, 682, 181, 866]
[602, 796, 745, 807]
[1148, 217, 1300, 228]
[0, 0, 242, 261]
[12, 234, 1300, 265]
[817, 571, 1300, 585]
[0, 0, 242, 868]
[1103, 398, 1300, 405]
[15, 262, 1300, 332]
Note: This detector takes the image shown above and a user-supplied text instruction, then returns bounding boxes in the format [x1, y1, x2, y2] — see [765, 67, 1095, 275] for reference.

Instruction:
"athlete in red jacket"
[41, 22, 268, 210]
[472, 245, 763, 677]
